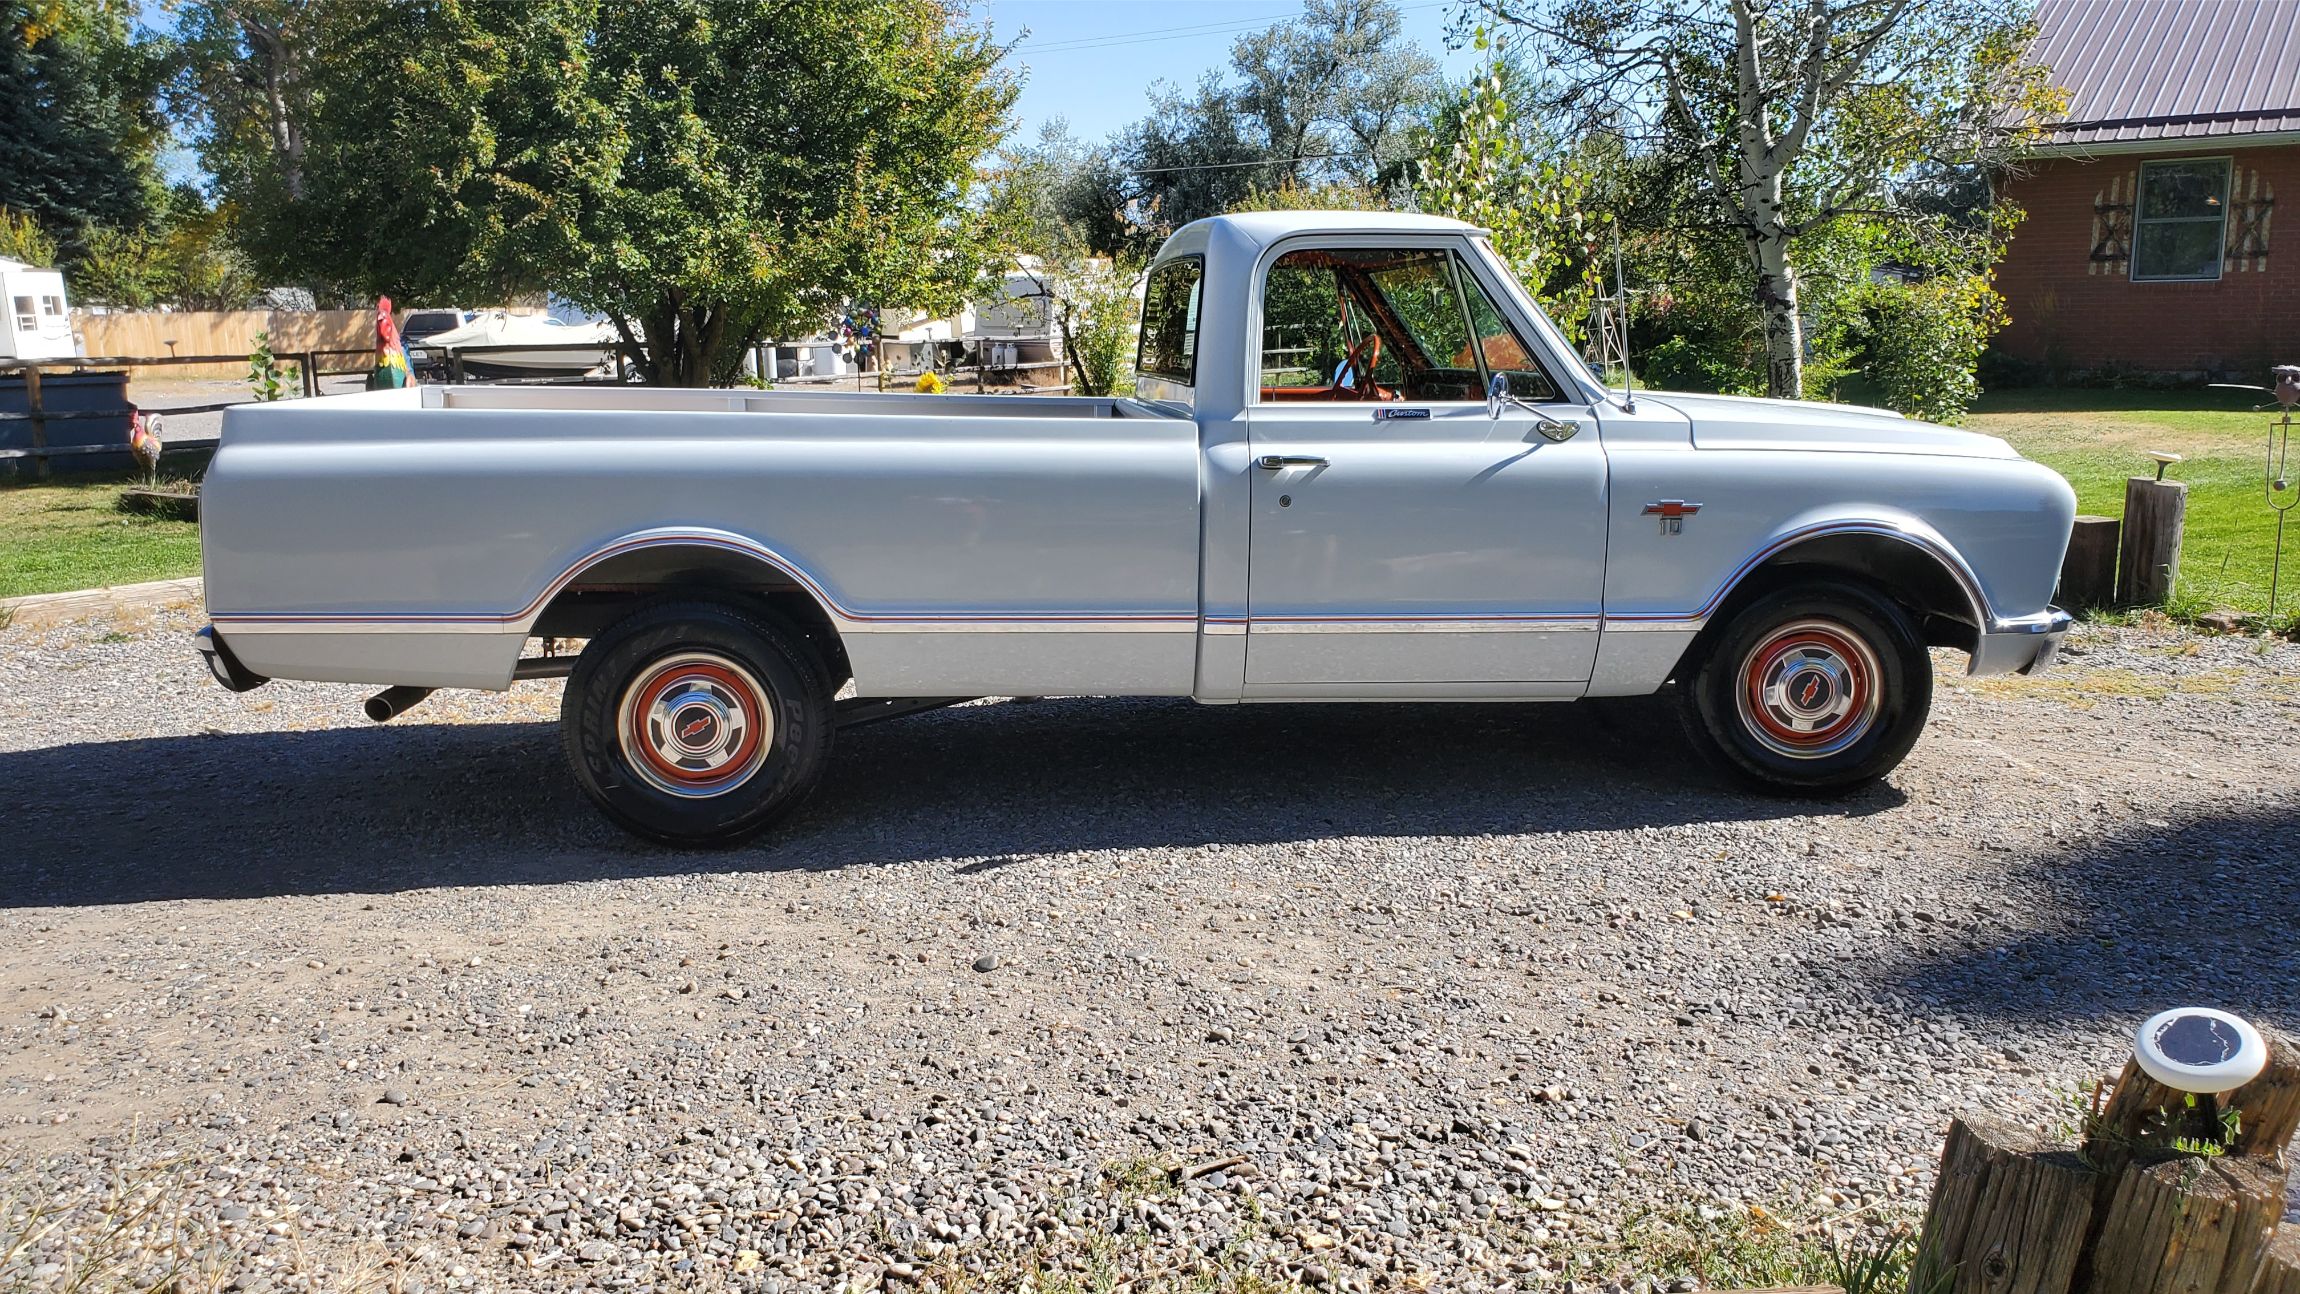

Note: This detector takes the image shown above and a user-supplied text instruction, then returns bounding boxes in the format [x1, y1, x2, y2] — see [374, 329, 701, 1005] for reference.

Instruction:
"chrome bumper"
[1967, 607, 2074, 677]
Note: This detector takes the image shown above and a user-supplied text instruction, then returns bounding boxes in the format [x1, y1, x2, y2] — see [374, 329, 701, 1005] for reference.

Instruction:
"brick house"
[1995, 0, 2300, 378]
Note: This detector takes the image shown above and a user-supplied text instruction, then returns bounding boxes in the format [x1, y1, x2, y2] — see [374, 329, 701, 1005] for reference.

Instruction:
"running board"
[834, 696, 978, 730]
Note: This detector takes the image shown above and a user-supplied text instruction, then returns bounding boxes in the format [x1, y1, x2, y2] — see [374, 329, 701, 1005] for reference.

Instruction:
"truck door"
[1242, 241, 1607, 695]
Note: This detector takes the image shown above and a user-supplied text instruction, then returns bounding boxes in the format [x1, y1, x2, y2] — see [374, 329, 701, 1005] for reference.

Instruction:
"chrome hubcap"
[1735, 619, 1882, 760]
[617, 652, 774, 797]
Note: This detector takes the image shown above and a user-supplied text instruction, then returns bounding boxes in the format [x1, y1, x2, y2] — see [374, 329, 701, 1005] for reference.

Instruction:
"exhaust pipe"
[364, 685, 434, 723]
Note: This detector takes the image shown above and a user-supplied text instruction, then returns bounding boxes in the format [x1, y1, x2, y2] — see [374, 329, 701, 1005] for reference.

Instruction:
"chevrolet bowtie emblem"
[1643, 500, 1701, 534]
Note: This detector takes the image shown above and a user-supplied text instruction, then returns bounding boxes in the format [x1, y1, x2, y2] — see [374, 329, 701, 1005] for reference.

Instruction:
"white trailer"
[0, 259, 76, 361]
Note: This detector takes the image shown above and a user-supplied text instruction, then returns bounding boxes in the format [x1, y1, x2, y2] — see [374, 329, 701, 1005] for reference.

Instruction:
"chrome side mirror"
[1488, 373, 1578, 442]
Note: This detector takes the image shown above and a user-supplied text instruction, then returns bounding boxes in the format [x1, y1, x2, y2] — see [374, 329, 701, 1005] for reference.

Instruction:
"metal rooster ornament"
[128, 409, 164, 485]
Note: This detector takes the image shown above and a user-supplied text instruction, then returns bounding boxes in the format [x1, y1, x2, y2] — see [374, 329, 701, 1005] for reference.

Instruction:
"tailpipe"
[364, 685, 434, 723]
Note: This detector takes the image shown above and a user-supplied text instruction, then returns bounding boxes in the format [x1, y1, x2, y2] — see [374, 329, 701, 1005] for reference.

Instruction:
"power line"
[1016, 3, 1445, 55]
[1126, 153, 1356, 175]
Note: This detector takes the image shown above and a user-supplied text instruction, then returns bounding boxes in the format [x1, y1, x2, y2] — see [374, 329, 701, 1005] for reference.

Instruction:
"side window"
[11, 296, 34, 331]
[1257, 247, 1557, 403]
[1137, 256, 1204, 385]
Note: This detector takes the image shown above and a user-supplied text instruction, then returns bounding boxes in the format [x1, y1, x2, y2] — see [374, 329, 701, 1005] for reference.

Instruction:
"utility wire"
[1016, 2, 1445, 54]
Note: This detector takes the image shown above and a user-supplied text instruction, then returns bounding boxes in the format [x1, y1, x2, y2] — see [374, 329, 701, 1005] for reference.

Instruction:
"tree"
[489, 0, 1015, 386]
[1414, 41, 1605, 347]
[981, 122, 1144, 397]
[1115, 0, 1440, 239]
[0, 0, 170, 261]
[1474, 0, 2061, 398]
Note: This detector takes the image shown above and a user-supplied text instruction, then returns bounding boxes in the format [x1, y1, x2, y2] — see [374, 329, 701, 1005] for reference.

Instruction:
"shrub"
[1857, 272, 2003, 424]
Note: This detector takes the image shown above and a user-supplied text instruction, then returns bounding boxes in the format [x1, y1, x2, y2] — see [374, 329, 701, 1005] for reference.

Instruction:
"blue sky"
[979, 1, 1480, 146]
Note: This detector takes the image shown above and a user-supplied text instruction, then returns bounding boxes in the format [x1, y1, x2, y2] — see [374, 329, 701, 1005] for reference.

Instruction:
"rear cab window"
[1136, 257, 1204, 398]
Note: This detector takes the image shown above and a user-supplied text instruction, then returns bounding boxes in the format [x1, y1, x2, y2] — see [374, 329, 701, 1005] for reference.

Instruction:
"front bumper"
[1967, 607, 2074, 677]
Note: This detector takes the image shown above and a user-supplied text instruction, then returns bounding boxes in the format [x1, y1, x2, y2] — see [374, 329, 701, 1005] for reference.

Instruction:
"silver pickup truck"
[196, 211, 2075, 845]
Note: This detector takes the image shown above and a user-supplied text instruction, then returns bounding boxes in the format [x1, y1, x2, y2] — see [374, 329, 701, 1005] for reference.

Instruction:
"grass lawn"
[1969, 386, 2298, 627]
[0, 474, 202, 600]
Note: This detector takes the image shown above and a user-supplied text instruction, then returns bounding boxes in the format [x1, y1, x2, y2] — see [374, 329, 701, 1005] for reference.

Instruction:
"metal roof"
[2032, 0, 2300, 148]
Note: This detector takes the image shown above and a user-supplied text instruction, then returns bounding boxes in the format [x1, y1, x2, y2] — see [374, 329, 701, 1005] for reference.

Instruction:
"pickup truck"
[196, 211, 2076, 846]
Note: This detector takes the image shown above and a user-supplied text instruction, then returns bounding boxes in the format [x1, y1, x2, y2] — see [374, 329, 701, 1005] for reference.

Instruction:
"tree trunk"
[1744, 169, 1802, 400]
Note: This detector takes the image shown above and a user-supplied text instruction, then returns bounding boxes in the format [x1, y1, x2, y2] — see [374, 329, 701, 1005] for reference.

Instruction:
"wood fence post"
[1912, 1114, 2095, 1294]
[24, 365, 47, 482]
[1918, 1028, 2300, 1294]
[297, 352, 317, 399]
[2117, 477, 2187, 606]
[2061, 516, 2120, 608]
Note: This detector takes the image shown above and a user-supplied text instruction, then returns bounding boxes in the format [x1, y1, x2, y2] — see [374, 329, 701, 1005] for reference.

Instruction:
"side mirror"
[1489, 373, 1579, 442]
[1485, 372, 1519, 421]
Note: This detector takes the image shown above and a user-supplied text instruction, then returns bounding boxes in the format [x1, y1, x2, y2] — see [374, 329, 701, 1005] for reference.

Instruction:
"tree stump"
[2081, 1154, 2285, 1294]
[1914, 1114, 2097, 1294]
[2252, 1228, 2300, 1294]
[2083, 1030, 2300, 1176]
[1920, 1028, 2297, 1294]
[2061, 515, 2121, 608]
[2117, 477, 2188, 606]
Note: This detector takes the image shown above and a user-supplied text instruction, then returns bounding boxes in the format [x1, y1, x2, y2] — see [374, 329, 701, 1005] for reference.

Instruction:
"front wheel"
[1679, 581, 1931, 794]
[561, 600, 833, 846]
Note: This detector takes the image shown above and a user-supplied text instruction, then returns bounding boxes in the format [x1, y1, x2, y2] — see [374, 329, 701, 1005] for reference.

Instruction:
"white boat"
[414, 311, 621, 378]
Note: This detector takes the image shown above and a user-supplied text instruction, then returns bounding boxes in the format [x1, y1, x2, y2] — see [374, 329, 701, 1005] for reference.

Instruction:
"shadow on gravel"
[1825, 803, 2300, 1034]
[1, 693, 1898, 907]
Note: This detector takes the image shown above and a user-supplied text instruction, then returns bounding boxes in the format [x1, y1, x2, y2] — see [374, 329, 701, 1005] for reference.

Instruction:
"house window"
[2132, 158, 2231, 281]
[39, 296, 62, 316]
[11, 296, 34, 331]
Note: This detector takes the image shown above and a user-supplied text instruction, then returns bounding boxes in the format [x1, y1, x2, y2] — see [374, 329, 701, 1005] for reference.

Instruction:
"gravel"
[2, 608, 2296, 1291]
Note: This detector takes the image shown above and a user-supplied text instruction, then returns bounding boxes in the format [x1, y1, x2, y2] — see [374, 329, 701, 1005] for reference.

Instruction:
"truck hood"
[1640, 390, 2019, 460]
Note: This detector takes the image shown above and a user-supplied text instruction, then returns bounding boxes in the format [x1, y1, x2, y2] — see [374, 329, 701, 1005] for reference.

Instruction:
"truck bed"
[201, 385, 1205, 696]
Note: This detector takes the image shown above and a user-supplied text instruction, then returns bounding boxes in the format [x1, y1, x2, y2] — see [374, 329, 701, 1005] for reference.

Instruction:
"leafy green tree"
[982, 123, 1144, 397]
[1116, 0, 1440, 239]
[1473, 0, 2062, 400]
[0, 205, 58, 266]
[0, 0, 171, 262]
[1414, 43, 1604, 347]
[496, 0, 1015, 386]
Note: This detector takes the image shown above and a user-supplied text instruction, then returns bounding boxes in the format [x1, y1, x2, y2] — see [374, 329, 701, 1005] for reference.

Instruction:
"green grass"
[0, 474, 202, 599]
[1969, 386, 2300, 625]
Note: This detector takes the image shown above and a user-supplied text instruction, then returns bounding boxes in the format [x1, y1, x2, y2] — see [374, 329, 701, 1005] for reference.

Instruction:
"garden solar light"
[2148, 450, 2182, 481]
[2133, 1007, 2267, 1094]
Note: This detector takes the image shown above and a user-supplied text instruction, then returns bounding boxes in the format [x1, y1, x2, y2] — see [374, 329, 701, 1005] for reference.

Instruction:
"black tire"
[1678, 580, 1931, 794]
[560, 600, 833, 846]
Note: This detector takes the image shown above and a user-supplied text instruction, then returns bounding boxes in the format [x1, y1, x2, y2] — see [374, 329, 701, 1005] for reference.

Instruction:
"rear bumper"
[194, 625, 270, 692]
[1967, 607, 2074, 677]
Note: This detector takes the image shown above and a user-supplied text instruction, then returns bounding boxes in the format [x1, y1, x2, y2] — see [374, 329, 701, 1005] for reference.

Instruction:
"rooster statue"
[127, 410, 164, 485]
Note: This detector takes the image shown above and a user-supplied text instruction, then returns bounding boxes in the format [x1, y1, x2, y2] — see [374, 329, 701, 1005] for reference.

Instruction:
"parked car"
[196, 211, 2076, 845]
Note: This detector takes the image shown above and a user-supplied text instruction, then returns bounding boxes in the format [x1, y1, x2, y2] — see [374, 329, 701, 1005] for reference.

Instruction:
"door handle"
[1256, 454, 1329, 469]
[1533, 417, 1579, 443]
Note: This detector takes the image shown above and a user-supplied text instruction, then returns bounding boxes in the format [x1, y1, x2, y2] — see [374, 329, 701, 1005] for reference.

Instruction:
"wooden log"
[1913, 1114, 2097, 1294]
[2251, 1228, 2300, 1294]
[2117, 477, 2188, 606]
[2081, 1153, 2285, 1294]
[2082, 1030, 2300, 1175]
[2061, 515, 2121, 608]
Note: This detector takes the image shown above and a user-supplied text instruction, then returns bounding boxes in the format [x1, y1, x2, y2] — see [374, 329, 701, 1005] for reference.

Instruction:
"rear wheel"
[561, 600, 832, 846]
[1679, 581, 1930, 794]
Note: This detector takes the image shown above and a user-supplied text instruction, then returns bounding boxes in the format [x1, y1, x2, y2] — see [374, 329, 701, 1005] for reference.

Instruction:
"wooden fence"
[70, 310, 376, 379]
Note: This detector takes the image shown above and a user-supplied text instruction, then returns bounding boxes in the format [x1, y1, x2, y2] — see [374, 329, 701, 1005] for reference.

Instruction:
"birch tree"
[1472, 0, 2058, 398]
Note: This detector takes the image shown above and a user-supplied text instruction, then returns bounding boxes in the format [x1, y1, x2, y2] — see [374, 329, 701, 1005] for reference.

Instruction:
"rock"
[219, 1204, 251, 1222]
[973, 954, 1001, 973]
[576, 1240, 618, 1264]
[380, 1088, 410, 1106]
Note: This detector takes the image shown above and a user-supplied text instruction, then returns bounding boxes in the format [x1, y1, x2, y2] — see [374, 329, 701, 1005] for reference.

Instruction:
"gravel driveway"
[2, 608, 2296, 1292]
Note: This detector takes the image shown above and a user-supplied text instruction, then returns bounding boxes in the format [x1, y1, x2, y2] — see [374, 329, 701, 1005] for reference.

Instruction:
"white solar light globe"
[2133, 1007, 2267, 1094]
